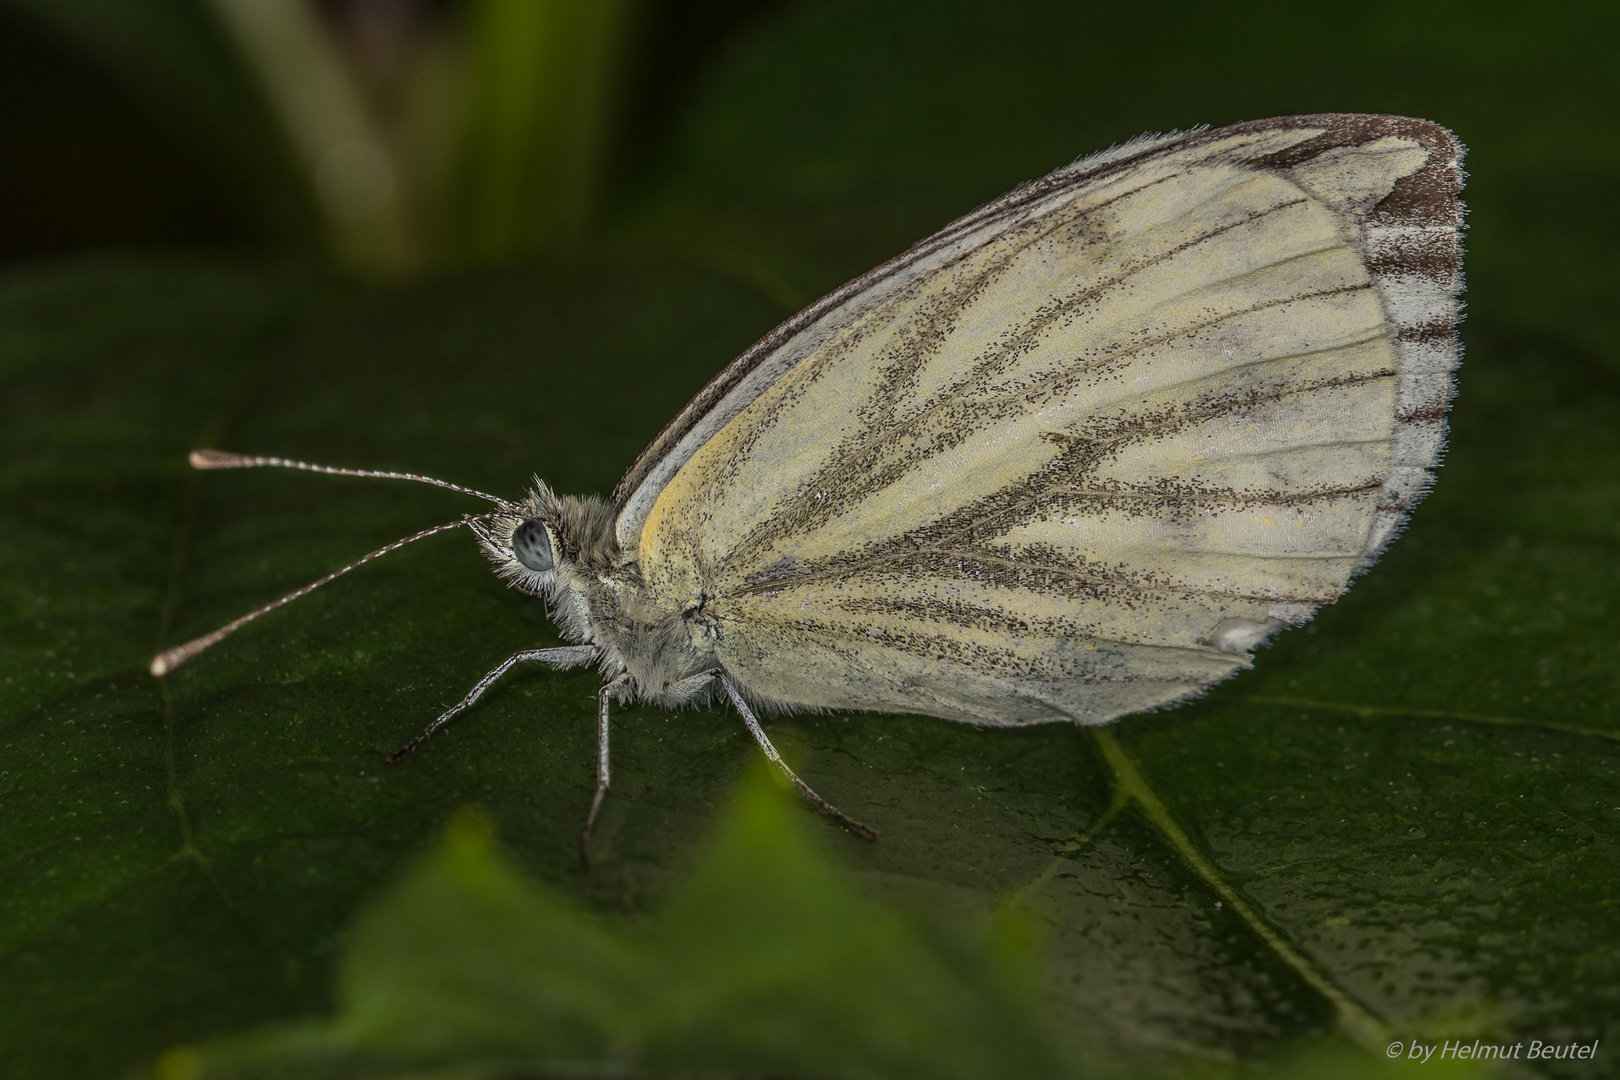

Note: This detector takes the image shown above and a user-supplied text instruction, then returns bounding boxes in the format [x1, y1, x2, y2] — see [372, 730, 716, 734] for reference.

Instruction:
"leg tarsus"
[580, 786, 608, 867]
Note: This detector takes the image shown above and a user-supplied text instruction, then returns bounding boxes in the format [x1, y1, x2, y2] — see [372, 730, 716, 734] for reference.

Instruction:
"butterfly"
[152, 114, 1465, 858]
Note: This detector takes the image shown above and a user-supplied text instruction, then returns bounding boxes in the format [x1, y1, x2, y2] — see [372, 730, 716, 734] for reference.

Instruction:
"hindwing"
[616, 114, 1464, 725]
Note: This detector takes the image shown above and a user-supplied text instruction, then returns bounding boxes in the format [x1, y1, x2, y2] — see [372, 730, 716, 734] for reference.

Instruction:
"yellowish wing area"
[639, 131, 1436, 725]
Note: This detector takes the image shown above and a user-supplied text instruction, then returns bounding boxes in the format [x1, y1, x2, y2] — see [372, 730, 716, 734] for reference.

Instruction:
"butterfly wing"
[614, 115, 1464, 725]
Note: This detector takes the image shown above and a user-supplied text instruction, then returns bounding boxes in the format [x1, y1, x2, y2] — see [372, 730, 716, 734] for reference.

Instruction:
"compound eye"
[511, 518, 554, 572]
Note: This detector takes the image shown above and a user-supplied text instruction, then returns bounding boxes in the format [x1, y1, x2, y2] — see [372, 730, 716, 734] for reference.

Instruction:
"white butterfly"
[153, 114, 1465, 855]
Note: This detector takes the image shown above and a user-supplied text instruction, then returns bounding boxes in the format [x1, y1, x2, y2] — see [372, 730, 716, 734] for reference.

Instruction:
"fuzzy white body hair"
[479, 486, 728, 710]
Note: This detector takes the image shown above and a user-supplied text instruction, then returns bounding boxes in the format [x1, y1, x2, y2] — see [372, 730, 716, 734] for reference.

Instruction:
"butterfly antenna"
[150, 514, 490, 677]
[189, 448, 514, 508]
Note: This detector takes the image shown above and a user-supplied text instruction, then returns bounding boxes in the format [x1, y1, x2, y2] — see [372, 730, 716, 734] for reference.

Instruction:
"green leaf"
[147, 771, 1093, 1080]
[609, 0, 1620, 1064]
[3, 0, 1618, 1077]
[139, 779, 1504, 1080]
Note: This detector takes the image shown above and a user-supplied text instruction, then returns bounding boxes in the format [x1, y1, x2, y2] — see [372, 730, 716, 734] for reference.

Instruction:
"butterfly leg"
[712, 670, 877, 840]
[387, 645, 597, 764]
[580, 672, 631, 865]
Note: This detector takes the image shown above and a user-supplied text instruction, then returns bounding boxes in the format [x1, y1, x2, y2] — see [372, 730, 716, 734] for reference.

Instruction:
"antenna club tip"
[191, 448, 246, 469]
[149, 654, 170, 677]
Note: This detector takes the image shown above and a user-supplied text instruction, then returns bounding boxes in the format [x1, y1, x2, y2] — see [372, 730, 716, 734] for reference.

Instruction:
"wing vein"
[728, 294, 1387, 570]
[726, 276, 1382, 567]
[814, 196, 1324, 475]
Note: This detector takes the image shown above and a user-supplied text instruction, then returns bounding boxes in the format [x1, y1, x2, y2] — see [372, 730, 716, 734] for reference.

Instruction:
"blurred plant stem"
[206, 0, 415, 271]
[209, 0, 634, 275]
[455, 0, 634, 260]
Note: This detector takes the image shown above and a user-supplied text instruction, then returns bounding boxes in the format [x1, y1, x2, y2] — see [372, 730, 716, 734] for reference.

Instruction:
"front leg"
[387, 645, 598, 764]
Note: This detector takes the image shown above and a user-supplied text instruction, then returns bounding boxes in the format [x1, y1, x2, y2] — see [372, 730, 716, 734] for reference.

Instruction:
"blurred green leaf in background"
[150, 771, 1097, 1080]
[1, 0, 1617, 1078]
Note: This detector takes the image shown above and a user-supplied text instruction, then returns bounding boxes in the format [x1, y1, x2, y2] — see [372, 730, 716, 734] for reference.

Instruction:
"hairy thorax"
[552, 495, 719, 707]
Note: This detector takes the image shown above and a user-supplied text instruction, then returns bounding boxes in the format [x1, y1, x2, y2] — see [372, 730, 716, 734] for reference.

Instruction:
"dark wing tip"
[1217, 113, 1464, 227]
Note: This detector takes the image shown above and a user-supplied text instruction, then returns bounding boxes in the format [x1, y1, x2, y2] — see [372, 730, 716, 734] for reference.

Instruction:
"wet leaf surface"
[3, 1, 1618, 1077]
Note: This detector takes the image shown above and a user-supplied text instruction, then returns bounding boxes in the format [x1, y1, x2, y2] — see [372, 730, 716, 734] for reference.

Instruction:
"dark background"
[2, 1, 1616, 1077]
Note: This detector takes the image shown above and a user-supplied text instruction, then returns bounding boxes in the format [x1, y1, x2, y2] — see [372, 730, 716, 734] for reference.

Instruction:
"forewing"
[621, 115, 1463, 725]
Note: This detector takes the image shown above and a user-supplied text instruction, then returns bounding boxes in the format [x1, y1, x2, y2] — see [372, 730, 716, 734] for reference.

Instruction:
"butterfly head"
[474, 481, 620, 600]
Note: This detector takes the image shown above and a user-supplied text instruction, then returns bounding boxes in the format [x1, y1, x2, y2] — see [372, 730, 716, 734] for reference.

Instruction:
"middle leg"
[580, 672, 631, 864]
[388, 644, 598, 764]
